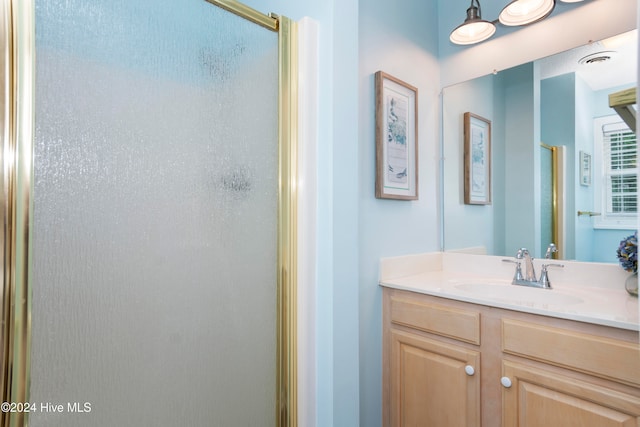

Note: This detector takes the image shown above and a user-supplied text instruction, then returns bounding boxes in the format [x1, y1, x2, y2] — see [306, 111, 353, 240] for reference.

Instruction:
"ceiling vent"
[578, 51, 618, 65]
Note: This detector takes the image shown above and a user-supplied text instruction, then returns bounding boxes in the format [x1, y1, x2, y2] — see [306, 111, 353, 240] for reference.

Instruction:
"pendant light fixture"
[450, 0, 497, 45]
[450, 0, 570, 45]
[499, 0, 556, 26]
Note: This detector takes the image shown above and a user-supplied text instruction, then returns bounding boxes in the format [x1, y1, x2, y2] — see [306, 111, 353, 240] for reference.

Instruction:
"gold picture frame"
[375, 71, 418, 200]
[464, 112, 492, 205]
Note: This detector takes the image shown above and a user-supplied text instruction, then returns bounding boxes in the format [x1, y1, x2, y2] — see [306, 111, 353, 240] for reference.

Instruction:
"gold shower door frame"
[0, 1, 299, 426]
[541, 143, 560, 258]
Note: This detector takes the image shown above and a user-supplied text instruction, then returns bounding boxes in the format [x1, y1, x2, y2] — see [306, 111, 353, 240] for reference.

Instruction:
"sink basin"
[454, 282, 583, 305]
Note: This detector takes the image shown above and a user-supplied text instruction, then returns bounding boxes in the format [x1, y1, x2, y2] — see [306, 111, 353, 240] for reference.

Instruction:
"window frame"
[593, 114, 638, 229]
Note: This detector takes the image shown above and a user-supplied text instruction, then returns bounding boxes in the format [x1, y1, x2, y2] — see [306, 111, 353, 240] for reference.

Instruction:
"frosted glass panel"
[31, 1, 278, 426]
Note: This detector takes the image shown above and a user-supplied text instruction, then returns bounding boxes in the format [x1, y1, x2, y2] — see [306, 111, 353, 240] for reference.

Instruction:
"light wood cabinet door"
[502, 360, 640, 427]
[389, 329, 481, 427]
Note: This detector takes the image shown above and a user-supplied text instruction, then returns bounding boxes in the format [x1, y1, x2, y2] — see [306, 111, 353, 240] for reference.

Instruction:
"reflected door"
[31, 1, 279, 425]
[540, 144, 554, 256]
[540, 143, 567, 259]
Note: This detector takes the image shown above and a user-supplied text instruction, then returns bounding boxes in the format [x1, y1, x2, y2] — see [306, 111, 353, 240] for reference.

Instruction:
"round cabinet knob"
[465, 365, 475, 376]
[501, 376, 512, 388]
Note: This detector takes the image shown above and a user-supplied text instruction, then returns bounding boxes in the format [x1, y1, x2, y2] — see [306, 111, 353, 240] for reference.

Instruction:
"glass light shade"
[499, 0, 555, 26]
[450, 20, 496, 45]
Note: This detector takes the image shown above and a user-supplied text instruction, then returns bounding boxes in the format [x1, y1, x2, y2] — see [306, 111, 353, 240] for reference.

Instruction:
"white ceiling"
[537, 29, 637, 91]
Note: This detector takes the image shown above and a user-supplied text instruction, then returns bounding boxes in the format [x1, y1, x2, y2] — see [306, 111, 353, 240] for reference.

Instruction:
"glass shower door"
[30, 0, 279, 425]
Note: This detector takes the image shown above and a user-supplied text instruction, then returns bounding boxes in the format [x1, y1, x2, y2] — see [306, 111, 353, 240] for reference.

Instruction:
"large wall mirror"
[442, 29, 637, 263]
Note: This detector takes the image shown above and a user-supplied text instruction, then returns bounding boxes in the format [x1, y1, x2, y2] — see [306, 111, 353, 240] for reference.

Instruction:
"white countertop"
[379, 252, 640, 331]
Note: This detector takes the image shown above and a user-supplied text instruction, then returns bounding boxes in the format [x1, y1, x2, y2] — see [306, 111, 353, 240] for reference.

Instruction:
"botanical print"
[463, 112, 490, 205]
[375, 71, 418, 200]
[470, 124, 486, 197]
[385, 92, 409, 189]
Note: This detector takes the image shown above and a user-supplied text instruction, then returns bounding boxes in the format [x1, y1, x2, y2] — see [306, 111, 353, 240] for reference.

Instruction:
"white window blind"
[594, 116, 637, 229]
[604, 122, 637, 213]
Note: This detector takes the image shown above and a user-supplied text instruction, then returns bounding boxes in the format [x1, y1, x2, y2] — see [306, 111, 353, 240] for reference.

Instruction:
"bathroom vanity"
[380, 252, 640, 427]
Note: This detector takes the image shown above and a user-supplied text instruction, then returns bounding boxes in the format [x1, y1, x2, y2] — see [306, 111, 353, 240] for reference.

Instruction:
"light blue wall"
[501, 64, 538, 254]
[442, 75, 498, 254]
[540, 75, 636, 263]
[574, 75, 595, 261]
[242, 2, 441, 426]
[540, 75, 575, 158]
[541, 73, 577, 258]
[226, 2, 636, 426]
[241, 1, 360, 425]
[359, 0, 440, 425]
[592, 84, 637, 263]
[443, 65, 539, 259]
[29, 1, 637, 426]
[492, 77, 507, 256]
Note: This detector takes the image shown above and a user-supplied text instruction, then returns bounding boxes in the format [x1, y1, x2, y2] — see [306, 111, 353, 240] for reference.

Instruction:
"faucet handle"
[516, 248, 530, 260]
[541, 262, 564, 270]
[502, 259, 524, 281]
[539, 263, 564, 289]
[545, 243, 558, 259]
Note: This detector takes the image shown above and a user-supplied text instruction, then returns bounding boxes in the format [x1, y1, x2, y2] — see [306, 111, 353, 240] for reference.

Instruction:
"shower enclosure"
[1, 0, 298, 426]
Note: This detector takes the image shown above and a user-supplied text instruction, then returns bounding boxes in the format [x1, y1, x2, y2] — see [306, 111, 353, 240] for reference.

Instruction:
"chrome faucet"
[545, 243, 557, 259]
[503, 244, 564, 289]
[516, 248, 536, 282]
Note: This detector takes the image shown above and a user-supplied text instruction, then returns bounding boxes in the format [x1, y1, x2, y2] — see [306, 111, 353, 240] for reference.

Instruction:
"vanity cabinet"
[502, 361, 640, 427]
[388, 330, 480, 426]
[501, 319, 640, 427]
[382, 288, 640, 427]
[386, 296, 481, 426]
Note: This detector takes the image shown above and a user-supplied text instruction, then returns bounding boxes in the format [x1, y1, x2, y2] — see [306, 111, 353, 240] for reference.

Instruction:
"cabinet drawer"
[390, 296, 480, 344]
[502, 318, 640, 387]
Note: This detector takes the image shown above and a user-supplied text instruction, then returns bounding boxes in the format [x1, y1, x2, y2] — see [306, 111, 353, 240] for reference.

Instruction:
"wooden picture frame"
[464, 112, 491, 205]
[375, 71, 418, 200]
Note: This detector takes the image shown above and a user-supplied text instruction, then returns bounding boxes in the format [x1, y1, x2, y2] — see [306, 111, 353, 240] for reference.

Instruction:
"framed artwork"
[375, 71, 418, 200]
[580, 151, 591, 186]
[463, 112, 491, 205]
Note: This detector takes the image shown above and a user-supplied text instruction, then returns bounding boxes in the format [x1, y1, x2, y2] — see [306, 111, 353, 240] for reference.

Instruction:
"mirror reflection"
[443, 30, 637, 262]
